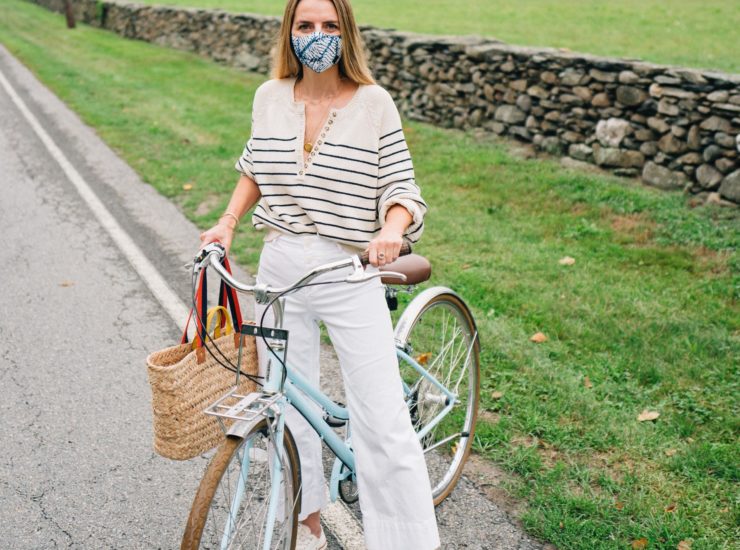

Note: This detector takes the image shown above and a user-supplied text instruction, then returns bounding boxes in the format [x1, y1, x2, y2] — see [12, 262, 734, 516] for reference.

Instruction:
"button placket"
[297, 107, 307, 178]
[301, 110, 337, 177]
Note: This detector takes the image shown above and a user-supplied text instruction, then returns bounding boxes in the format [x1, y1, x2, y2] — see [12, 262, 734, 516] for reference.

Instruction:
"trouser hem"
[362, 515, 440, 550]
[297, 491, 327, 522]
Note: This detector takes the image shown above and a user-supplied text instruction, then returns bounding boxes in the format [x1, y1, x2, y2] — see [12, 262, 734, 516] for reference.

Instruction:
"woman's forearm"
[200, 174, 259, 251]
[221, 174, 261, 225]
[381, 204, 413, 235]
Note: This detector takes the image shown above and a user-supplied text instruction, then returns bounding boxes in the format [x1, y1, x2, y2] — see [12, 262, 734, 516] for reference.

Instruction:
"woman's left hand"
[366, 228, 403, 267]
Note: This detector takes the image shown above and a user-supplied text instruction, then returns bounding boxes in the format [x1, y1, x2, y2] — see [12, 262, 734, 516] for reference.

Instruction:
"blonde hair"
[271, 0, 375, 85]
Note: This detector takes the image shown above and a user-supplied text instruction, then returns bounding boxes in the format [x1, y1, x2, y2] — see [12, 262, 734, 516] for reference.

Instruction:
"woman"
[199, 0, 439, 548]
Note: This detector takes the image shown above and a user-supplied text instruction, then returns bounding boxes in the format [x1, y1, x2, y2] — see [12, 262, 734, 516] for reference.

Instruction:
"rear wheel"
[181, 419, 301, 549]
[395, 289, 480, 505]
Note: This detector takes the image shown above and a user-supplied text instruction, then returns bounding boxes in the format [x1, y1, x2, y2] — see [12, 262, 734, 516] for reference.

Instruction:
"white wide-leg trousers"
[254, 233, 440, 550]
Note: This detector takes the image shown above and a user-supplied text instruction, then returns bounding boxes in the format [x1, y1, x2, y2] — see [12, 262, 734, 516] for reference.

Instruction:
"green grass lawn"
[132, 0, 740, 73]
[2, 2, 738, 548]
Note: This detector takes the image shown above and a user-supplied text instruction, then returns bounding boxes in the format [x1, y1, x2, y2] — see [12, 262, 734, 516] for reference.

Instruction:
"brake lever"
[346, 269, 407, 284]
[192, 242, 225, 274]
[345, 254, 408, 284]
[373, 270, 407, 283]
[345, 255, 366, 283]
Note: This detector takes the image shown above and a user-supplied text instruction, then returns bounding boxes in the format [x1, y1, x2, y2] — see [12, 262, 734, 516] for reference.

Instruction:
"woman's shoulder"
[359, 83, 395, 108]
[253, 78, 295, 109]
[356, 84, 401, 133]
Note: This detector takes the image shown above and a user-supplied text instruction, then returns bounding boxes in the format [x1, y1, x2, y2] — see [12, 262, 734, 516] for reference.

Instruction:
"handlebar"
[358, 241, 411, 266]
[193, 241, 411, 305]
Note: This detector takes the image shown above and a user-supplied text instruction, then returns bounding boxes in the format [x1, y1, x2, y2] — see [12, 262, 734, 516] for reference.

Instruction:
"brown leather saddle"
[378, 254, 432, 285]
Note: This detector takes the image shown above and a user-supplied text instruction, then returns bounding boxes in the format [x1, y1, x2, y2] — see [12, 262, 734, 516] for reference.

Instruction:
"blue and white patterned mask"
[291, 31, 342, 74]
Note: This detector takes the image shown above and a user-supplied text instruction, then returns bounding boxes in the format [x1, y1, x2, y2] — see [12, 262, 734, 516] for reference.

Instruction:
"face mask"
[291, 31, 342, 74]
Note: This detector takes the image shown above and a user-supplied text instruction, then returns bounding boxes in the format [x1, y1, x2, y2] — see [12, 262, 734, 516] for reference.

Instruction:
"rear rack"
[205, 390, 282, 424]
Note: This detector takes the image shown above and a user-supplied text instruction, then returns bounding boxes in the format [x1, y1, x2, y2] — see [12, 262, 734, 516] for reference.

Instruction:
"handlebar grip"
[359, 241, 412, 266]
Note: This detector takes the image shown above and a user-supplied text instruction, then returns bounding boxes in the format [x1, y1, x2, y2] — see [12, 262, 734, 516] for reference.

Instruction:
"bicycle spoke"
[424, 330, 457, 376]
[452, 335, 476, 396]
[229, 462, 266, 547]
[423, 432, 463, 454]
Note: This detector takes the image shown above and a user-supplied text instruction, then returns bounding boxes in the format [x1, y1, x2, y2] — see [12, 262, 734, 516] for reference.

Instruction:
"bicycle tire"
[395, 289, 480, 506]
[181, 419, 301, 550]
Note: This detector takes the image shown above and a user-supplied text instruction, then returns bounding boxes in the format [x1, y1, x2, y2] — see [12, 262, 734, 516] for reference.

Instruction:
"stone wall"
[30, 0, 740, 204]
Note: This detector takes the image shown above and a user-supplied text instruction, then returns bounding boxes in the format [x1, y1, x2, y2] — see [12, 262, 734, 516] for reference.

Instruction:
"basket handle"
[217, 256, 243, 328]
[179, 269, 207, 346]
[205, 306, 234, 340]
[180, 255, 243, 347]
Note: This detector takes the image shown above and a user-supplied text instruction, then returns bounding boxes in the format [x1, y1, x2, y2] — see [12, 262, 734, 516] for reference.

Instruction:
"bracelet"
[219, 211, 240, 228]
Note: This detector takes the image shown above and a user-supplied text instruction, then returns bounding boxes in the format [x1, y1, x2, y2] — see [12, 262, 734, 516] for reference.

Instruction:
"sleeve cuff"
[379, 197, 424, 234]
[234, 159, 254, 180]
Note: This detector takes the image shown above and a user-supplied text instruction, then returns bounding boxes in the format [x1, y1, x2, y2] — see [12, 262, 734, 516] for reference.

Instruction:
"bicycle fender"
[394, 286, 479, 346]
[226, 416, 265, 440]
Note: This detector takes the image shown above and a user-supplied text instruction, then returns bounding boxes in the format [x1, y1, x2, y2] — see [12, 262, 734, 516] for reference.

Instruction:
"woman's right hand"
[199, 221, 235, 254]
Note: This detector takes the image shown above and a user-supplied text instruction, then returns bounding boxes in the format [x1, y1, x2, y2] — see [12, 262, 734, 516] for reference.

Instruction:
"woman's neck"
[296, 66, 343, 102]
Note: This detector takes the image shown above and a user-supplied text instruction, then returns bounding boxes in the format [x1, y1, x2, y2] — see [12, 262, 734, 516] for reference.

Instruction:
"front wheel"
[395, 288, 480, 506]
[181, 418, 301, 549]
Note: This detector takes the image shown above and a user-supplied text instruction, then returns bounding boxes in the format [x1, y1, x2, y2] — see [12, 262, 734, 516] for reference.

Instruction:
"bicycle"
[181, 242, 480, 549]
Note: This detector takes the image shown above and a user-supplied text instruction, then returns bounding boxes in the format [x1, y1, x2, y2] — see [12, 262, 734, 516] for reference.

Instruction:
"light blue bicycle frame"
[225, 314, 456, 549]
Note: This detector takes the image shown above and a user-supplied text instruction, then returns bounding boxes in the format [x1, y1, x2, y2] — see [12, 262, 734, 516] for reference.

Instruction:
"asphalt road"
[0, 43, 546, 550]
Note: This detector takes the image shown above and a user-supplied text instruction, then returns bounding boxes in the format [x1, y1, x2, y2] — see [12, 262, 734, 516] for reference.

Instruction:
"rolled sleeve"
[234, 136, 255, 180]
[378, 183, 426, 243]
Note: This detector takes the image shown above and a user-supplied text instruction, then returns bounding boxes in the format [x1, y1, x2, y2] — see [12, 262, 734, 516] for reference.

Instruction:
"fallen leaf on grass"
[664, 503, 677, 513]
[638, 409, 660, 422]
[665, 449, 677, 457]
[530, 332, 548, 343]
[614, 501, 624, 510]
[583, 376, 593, 389]
[490, 391, 504, 400]
[182, 183, 194, 191]
[461, 263, 472, 270]
[477, 410, 500, 425]
[677, 541, 692, 550]
[631, 538, 648, 549]
[558, 256, 576, 266]
[415, 352, 432, 365]
[59, 280, 75, 287]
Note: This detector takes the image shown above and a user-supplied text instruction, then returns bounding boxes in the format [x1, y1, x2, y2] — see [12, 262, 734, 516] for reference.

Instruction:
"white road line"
[0, 69, 190, 327]
[0, 65, 365, 549]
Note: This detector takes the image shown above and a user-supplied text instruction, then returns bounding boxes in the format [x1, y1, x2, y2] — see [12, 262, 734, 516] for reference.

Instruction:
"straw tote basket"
[146, 257, 258, 460]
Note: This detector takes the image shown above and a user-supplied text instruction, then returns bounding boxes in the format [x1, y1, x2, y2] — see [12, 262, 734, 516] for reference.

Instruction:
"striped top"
[234, 77, 426, 250]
